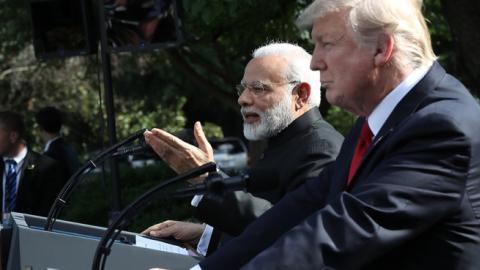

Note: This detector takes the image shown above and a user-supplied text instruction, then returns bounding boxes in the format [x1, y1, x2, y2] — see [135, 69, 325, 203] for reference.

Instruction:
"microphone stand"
[44, 129, 147, 231]
[169, 172, 249, 198]
[91, 162, 217, 270]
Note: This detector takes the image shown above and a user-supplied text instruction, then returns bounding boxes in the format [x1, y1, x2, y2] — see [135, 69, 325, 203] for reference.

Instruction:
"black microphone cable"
[44, 128, 147, 231]
[91, 162, 217, 270]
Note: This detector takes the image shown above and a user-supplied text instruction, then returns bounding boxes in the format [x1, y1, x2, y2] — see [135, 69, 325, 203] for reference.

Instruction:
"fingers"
[144, 130, 185, 172]
[144, 126, 211, 174]
[194, 122, 214, 161]
[147, 221, 192, 240]
[150, 128, 191, 150]
[142, 220, 175, 236]
[144, 130, 169, 156]
[149, 226, 177, 238]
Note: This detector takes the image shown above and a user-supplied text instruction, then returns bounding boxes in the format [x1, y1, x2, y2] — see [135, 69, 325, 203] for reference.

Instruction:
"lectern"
[4, 212, 199, 270]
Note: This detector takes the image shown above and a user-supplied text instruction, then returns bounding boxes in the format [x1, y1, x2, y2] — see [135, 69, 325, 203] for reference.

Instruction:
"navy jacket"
[44, 137, 80, 183]
[200, 63, 480, 269]
[1, 150, 63, 216]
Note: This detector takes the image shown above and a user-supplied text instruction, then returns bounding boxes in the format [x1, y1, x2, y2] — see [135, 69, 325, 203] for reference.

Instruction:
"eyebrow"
[241, 80, 266, 85]
[314, 32, 345, 44]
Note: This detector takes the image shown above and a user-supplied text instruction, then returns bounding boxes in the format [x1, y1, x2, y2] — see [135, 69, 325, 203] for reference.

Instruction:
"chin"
[325, 93, 341, 107]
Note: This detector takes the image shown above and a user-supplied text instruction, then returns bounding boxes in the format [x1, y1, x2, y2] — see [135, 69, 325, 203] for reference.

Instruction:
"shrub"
[60, 162, 198, 233]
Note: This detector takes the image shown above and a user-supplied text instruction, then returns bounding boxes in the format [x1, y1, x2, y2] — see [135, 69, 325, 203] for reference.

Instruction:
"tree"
[1, 0, 478, 154]
[439, 0, 480, 95]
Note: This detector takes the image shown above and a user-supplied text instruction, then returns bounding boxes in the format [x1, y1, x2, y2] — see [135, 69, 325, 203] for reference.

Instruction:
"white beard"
[242, 94, 295, 141]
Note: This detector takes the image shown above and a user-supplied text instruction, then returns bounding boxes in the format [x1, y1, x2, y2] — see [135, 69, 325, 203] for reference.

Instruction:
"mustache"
[240, 106, 263, 116]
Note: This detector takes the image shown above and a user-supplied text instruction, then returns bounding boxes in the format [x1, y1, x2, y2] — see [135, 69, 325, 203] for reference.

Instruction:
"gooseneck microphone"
[112, 141, 154, 157]
[44, 128, 148, 231]
[171, 173, 249, 198]
[92, 162, 218, 270]
[171, 169, 278, 198]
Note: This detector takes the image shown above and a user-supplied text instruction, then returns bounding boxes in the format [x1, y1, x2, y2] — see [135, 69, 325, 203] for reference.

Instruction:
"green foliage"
[423, 0, 455, 66]
[0, 0, 31, 65]
[202, 122, 224, 138]
[61, 163, 195, 232]
[116, 97, 187, 138]
[325, 106, 357, 135]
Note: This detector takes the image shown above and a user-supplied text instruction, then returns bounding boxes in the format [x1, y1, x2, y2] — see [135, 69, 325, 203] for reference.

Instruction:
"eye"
[251, 85, 265, 94]
[248, 81, 265, 93]
[322, 42, 332, 49]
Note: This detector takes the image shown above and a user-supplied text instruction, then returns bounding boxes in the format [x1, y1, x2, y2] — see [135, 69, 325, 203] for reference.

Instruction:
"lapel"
[15, 150, 36, 207]
[326, 119, 364, 198]
[0, 150, 38, 212]
[344, 62, 446, 190]
[0, 159, 3, 212]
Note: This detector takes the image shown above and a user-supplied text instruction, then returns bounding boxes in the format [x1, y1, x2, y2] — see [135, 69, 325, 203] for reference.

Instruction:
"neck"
[293, 105, 311, 119]
[5, 142, 26, 158]
[45, 132, 60, 140]
[362, 65, 413, 117]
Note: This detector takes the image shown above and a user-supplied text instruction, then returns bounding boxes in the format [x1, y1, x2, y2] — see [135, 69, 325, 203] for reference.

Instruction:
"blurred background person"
[35, 106, 80, 183]
[0, 110, 63, 218]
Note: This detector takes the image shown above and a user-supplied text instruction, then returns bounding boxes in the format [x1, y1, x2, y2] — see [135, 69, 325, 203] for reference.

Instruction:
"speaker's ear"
[294, 82, 311, 110]
[374, 33, 394, 67]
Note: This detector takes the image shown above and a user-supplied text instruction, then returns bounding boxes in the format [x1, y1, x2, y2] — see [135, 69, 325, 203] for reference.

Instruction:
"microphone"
[171, 169, 278, 198]
[171, 174, 247, 198]
[112, 141, 155, 157]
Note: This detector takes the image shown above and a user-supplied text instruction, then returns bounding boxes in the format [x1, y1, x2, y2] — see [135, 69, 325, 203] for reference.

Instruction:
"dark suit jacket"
[195, 109, 343, 250]
[199, 62, 480, 270]
[1, 150, 63, 216]
[44, 137, 80, 183]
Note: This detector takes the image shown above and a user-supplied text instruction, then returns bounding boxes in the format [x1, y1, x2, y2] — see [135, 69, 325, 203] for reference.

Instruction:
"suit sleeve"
[38, 157, 64, 216]
[199, 163, 335, 269]
[195, 190, 273, 236]
[196, 136, 341, 236]
[239, 115, 471, 269]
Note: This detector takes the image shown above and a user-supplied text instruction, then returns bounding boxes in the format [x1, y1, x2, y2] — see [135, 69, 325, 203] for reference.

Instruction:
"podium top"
[6, 212, 200, 270]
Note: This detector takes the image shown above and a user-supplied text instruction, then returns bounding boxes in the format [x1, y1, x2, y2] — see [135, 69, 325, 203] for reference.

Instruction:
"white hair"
[296, 0, 436, 70]
[251, 42, 321, 108]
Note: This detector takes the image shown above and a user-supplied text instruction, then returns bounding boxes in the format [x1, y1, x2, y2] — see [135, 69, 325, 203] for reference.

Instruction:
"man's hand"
[144, 121, 214, 182]
[142, 220, 205, 249]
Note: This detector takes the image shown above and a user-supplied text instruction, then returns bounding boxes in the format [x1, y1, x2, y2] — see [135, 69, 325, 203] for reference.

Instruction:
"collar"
[3, 145, 28, 164]
[368, 66, 430, 137]
[268, 108, 322, 147]
[44, 136, 61, 152]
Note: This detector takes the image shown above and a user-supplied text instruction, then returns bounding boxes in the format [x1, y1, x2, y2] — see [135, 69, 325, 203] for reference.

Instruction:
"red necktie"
[347, 121, 373, 186]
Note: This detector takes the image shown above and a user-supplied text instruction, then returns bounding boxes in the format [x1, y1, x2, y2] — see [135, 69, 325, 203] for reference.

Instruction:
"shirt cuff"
[196, 224, 214, 256]
[191, 195, 204, 207]
[190, 265, 202, 270]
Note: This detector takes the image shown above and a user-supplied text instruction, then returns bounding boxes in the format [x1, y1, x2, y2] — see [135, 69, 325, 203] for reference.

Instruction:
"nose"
[310, 46, 327, 71]
[238, 89, 254, 107]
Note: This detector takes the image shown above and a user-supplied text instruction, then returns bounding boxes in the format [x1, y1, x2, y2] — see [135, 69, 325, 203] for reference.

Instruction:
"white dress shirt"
[2, 146, 28, 213]
[367, 66, 430, 136]
[43, 136, 61, 153]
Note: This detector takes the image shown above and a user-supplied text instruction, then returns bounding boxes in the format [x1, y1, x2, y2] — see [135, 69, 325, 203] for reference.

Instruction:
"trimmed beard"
[242, 93, 295, 141]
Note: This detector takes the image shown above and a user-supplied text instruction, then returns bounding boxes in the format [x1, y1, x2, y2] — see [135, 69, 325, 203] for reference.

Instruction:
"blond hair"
[297, 0, 436, 70]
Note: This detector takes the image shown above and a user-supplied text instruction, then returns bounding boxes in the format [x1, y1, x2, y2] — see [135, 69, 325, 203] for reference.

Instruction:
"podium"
[3, 212, 199, 270]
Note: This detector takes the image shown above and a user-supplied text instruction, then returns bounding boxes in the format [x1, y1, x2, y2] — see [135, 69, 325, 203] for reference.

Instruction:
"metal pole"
[97, 0, 122, 216]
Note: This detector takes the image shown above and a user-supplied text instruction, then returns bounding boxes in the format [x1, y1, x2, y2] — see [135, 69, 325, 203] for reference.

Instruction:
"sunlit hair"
[296, 0, 436, 70]
[252, 42, 321, 108]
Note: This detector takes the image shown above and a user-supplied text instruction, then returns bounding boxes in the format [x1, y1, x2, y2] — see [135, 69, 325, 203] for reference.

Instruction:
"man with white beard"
[142, 42, 343, 255]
